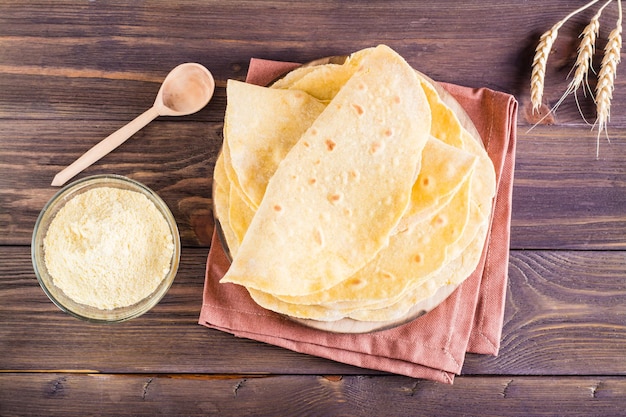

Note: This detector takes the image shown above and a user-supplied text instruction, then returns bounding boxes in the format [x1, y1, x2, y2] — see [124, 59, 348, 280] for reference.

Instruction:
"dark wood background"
[2, 1, 626, 415]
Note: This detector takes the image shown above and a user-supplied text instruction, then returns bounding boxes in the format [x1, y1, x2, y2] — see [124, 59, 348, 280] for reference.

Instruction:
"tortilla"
[416, 75, 464, 149]
[214, 45, 496, 328]
[248, 208, 487, 322]
[212, 152, 240, 257]
[417, 73, 496, 219]
[219, 127, 480, 309]
[348, 220, 488, 322]
[228, 184, 255, 246]
[220, 44, 432, 296]
[269, 50, 495, 224]
[395, 136, 477, 232]
[279, 48, 373, 101]
[225, 80, 327, 208]
[220, 130, 256, 210]
[273, 167, 474, 306]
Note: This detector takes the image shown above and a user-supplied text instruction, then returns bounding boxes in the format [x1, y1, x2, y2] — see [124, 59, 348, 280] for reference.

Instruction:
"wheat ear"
[531, 0, 602, 113]
[531, 26, 561, 113]
[548, 0, 612, 124]
[571, 4, 605, 94]
[595, 0, 622, 156]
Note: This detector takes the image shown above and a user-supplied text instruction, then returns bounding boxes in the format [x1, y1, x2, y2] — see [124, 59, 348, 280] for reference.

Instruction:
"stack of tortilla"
[213, 45, 496, 325]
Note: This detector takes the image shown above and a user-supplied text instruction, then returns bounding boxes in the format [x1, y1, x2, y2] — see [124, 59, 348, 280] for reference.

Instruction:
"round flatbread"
[213, 44, 496, 331]
[221, 45, 433, 296]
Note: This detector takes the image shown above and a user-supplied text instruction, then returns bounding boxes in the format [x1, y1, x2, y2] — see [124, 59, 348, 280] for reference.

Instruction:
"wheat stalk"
[531, 0, 602, 113]
[595, 0, 623, 156]
[545, 0, 612, 124]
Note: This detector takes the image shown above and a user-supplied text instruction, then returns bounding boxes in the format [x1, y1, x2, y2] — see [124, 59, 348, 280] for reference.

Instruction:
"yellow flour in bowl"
[43, 187, 175, 310]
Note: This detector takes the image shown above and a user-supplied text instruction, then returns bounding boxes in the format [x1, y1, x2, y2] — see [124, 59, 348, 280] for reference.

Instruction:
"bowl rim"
[31, 174, 181, 323]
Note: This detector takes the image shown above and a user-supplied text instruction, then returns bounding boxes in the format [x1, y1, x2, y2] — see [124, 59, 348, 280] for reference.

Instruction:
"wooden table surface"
[2, 1, 626, 415]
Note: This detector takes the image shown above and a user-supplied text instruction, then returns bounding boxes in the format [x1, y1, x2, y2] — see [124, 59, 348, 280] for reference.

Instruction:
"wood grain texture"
[0, 246, 366, 376]
[3, 120, 626, 249]
[0, 120, 221, 247]
[464, 250, 626, 375]
[0, 0, 624, 124]
[3, 247, 626, 376]
[1, 373, 625, 417]
[512, 127, 626, 250]
[2, 0, 626, 414]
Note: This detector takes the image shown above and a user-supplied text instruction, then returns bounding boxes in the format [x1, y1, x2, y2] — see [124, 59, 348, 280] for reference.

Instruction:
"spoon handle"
[51, 106, 160, 187]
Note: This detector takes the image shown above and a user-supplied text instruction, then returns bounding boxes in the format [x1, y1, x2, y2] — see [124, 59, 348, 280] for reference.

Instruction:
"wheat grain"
[541, 14, 599, 120]
[531, 26, 560, 113]
[545, 0, 612, 125]
[595, 0, 622, 156]
[596, 29, 622, 129]
[530, 0, 602, 114]
[572, 8, 602, 92]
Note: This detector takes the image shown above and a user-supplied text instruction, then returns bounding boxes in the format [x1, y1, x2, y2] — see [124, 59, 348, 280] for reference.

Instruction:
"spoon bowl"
[156, 63, 215, 116]
[52, 63, 215, 187]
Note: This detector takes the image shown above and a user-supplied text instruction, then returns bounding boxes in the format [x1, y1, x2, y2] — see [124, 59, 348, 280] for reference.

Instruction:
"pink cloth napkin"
[199, 58, 518, 383]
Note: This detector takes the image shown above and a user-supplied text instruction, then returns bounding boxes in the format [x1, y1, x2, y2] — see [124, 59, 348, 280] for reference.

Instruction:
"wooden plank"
[0, 246, 366, 376]
[463, 250, 626, 375]
[0, 1, 624, 125]
[0, 36, 601, 120]
[511, 126, 626, 250]
[0, 72, 229, 122]
[0, 0, 592, 44]
[3, 121, 626, 248]
[0, 120, 221, 247]
[3, 1, 626, 415]
[1, 373, 625, 416]
[2, 246, 626, 376]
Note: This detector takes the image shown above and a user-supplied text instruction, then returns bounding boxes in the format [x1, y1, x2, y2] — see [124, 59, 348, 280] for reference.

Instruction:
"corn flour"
[43, 186, 175, 310]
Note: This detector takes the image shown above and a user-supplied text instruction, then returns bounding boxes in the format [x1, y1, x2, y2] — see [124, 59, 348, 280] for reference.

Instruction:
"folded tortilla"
[220, 45, 432, 296]
[214, 44, 496, 324]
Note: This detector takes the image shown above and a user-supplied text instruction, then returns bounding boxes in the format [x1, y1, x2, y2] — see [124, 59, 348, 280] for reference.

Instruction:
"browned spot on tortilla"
[313, 228, 324, 246]
[328, 192, 343, 204]
[349, 278, 363, 287]
[369, 141, 383, 155]
[325, 139, 336, 151]
[352, 103, 364, 115]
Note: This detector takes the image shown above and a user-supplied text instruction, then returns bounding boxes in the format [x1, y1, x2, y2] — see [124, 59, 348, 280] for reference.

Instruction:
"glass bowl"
[31, 175, 181, 323]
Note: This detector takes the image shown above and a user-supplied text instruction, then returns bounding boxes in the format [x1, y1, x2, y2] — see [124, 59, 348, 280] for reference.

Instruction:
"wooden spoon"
[51, 63, 215, 187]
